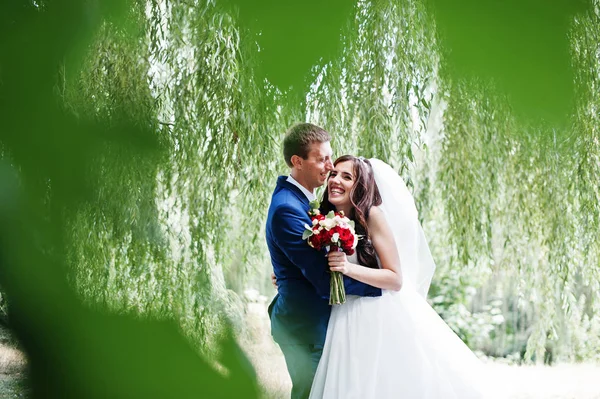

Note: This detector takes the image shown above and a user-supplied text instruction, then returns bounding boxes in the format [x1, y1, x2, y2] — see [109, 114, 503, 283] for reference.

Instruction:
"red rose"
[312, 228, 333, 250]
[338, 228, 353, 244]
[310, 232, 324, 250]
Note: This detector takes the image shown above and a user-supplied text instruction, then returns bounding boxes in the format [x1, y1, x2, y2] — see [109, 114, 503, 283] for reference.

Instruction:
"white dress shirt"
[287, 175, 316, 202]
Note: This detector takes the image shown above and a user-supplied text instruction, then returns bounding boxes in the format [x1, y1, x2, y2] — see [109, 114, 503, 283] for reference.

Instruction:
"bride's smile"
[327, 161, 355, 210]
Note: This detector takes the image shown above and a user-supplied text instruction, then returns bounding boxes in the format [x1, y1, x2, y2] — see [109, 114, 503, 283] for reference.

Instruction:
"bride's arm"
[328, 206, 403, 291]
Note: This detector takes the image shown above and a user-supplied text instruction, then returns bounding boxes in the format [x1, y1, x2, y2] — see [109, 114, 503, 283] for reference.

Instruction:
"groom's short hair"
[283, 123, 331, 167]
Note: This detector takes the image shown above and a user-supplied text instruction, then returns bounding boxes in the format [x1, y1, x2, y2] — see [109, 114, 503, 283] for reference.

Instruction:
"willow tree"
[305, 0, 600, 362]
[6, 0, 598, 364]
[430, 1, 600, 362]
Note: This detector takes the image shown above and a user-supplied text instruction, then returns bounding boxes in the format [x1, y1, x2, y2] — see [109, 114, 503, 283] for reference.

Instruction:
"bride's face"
[327, 161, 355, 208]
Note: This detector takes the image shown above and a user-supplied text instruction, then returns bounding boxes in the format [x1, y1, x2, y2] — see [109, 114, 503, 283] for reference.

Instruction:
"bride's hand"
[328, 251, 353, 275]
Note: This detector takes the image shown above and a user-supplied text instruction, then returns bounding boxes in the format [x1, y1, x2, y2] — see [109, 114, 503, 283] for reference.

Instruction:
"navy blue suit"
[266, 176, 381, 399]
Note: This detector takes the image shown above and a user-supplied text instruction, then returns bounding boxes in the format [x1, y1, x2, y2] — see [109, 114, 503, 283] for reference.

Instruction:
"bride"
[308, 155, 487, 399]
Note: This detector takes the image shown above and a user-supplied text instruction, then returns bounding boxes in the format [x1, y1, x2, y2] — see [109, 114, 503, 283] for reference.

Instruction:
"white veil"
[369, 158, 436, 298]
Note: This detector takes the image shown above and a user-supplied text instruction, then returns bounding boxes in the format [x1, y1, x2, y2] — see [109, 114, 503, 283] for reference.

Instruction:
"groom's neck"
[290, 170, 316, 193]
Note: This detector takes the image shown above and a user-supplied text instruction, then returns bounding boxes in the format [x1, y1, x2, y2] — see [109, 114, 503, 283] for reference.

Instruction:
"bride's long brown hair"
[321, 155, 382, 269]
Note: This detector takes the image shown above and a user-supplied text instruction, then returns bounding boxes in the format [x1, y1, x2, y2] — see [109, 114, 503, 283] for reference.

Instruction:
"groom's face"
[303, 141, 334, 190]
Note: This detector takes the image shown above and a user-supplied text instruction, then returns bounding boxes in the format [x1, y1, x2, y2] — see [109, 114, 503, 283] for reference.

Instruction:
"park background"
[1, 0, 599, 397]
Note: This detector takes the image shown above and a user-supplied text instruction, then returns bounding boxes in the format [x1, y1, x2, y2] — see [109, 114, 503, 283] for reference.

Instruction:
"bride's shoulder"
[368, 205, 383, 217]
[367, 205, 385, 225]
[367, 206, 391, 233]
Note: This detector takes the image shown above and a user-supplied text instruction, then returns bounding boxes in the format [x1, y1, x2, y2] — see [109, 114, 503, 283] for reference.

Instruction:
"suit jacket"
[266, 176, 382, 345]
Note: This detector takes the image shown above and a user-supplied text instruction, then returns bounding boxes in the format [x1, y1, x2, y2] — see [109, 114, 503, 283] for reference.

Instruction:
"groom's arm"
[273, 204, 381, 299]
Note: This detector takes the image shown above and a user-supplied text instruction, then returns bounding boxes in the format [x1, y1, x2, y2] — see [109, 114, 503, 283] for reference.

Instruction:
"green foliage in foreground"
[1, 0, 599, 369]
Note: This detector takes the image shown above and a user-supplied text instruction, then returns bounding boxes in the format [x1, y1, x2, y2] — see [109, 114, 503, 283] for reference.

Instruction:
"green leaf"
[302, 229, 314, 240]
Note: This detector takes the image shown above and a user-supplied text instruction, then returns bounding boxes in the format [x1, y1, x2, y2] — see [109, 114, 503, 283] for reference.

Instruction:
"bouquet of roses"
[303, 199, 359, 305]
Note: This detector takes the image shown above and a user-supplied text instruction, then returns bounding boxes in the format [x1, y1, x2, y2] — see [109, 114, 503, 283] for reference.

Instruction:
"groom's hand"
[271, 272, 278, 290]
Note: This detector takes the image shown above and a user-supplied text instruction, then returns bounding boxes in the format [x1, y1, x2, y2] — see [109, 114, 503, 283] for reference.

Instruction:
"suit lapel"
[276, 176, 310, 208]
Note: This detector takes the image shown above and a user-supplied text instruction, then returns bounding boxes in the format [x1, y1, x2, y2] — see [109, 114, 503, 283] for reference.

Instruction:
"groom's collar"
[276, 176, 311, 205]
[286, 175, 316, 202]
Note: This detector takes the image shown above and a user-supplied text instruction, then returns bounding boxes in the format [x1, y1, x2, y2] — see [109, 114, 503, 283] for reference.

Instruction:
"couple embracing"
[266, 123, 486, 399]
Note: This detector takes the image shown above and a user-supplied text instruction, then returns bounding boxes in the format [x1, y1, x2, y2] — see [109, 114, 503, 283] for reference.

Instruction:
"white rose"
[332, 232, 340, 243]
[320, 218, 336, 230]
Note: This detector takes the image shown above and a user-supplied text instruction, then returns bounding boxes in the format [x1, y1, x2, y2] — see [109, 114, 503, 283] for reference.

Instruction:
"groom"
[266, 123, 381, 399]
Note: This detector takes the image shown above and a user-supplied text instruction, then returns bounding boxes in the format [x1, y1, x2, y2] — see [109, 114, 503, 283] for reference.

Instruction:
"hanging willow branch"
[35, 0, 600, 362]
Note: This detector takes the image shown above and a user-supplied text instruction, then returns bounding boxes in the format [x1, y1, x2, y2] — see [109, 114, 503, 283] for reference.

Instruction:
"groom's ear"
[290, 154, 303, 169]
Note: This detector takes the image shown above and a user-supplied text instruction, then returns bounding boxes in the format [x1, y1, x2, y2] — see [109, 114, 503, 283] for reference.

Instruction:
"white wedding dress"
[309, 159, 489, 399]
[309, 255, 487, 399]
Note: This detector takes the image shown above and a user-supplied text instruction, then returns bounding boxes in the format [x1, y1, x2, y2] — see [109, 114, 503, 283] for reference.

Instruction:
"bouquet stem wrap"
[328, 245, 346, 305]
